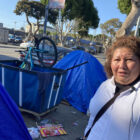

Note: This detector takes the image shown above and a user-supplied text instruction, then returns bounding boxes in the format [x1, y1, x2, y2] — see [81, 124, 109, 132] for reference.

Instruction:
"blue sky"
[0, 0, 127, 35]
[89, 0, 127, 35]
[0, 0, 27, 29]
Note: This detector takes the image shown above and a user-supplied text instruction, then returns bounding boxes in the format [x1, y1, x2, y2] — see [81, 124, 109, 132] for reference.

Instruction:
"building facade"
[25, 23, 56, 34]
[0, 23, 9, 43]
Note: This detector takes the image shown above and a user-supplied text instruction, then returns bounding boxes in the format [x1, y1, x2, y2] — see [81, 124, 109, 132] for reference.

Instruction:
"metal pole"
[43, 0, 49, 37]
[134, 16, 140, 37]
[58, 9, 62, 46]
[42, 0, 50, 59]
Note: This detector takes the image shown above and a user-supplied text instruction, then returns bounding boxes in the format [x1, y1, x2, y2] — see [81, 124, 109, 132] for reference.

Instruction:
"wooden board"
[19, 106, 58, 120]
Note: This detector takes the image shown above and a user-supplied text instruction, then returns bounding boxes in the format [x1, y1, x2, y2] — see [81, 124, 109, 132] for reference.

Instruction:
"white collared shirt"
[85, 77, 140, 140]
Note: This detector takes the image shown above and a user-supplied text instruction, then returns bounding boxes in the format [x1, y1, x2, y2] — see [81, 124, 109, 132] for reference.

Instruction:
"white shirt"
[84, 77, 140, 140]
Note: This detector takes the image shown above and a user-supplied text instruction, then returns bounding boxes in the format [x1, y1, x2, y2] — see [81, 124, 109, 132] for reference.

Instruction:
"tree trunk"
[34, 19, 40, 36]
[115, 0, 140, 38]
[24, 15, 33, 42]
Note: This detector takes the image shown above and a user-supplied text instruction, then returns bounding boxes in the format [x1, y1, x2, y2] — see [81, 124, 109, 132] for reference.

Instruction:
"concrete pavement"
[22, 103, 88, 140]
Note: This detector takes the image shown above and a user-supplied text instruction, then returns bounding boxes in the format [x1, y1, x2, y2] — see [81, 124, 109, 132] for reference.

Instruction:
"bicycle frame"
[20, 47, 48, 70]
[20, 47, 34, 70]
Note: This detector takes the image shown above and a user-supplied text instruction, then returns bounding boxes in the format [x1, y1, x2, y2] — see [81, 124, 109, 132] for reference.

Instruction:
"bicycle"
[18, 36, 58, 71]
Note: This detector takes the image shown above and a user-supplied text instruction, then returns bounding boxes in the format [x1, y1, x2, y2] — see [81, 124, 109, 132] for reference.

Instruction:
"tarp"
[0, 82, 32, 139]
[54, 50, 107, 113]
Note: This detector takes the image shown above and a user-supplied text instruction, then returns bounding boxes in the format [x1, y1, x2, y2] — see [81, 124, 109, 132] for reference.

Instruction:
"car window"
[16, 37, 22, 39]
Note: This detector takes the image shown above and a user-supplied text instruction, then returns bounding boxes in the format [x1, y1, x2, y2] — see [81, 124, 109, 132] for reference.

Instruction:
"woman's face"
[111, 48, 140, 85]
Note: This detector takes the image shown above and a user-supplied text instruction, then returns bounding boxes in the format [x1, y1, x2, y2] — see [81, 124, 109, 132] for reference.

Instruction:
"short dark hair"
[104, 36, 140, 78]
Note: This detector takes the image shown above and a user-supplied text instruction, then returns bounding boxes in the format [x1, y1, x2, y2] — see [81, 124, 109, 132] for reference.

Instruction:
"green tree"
[93, 34, 108, 43]
[14, 0, 58, 40]
[63, 0, 99, 36]
[100, 18, 122, 38]
[118, 0, 131, 15]
[20, 27, 25, 31]
[41, 0, 99, 46]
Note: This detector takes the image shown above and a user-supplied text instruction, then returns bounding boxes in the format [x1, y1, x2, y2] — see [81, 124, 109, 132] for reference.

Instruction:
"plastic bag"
[28, 127, 40, 139]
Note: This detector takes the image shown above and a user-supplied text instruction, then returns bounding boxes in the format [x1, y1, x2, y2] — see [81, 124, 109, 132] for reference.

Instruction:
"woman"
[83, 36, 140, 140]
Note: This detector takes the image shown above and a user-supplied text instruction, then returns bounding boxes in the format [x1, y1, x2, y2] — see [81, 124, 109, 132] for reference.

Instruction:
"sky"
[0, 0, 127, 35]
[89, 0, 127, 35]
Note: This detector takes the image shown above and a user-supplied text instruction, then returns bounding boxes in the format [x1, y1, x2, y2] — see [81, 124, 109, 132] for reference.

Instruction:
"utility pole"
[14, 21, 17, 29]
[14, 21, 17, 36]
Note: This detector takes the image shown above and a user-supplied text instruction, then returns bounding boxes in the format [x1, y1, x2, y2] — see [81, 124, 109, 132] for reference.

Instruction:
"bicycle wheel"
[36, 37, 57, 68]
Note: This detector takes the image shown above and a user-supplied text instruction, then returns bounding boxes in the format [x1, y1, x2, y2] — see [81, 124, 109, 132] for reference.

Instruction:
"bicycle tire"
[36, 37, 57, 68]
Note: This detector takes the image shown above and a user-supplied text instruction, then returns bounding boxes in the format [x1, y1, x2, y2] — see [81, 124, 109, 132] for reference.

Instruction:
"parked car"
[19, 41, 34, 48]
[88, 46, 97, 55]
[15, 36, 22, 43]
[71, 45, 85, 51]
[8, 34, 15, 43]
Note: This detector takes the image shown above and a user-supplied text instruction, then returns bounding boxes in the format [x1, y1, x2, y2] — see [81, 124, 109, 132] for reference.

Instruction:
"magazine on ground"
[38, 124, 67, 138]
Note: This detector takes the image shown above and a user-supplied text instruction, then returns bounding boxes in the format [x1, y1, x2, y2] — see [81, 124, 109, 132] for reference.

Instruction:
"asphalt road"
[0, 43, 20, 60]
[0, 43, 106, 64]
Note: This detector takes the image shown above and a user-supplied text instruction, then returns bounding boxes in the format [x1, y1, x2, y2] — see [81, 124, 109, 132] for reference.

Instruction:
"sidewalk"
[22, 103, 89, 140]
[21, 53, 106, 140]
[21, 52, 106, 140]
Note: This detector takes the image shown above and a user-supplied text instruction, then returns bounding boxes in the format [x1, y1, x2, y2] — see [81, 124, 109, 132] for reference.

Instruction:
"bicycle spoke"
[36, 37, 57, 67]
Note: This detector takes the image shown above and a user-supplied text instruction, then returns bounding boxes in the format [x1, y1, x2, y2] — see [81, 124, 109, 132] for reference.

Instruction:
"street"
[0, 43, 20, 60]
[0, 43, 106, 64]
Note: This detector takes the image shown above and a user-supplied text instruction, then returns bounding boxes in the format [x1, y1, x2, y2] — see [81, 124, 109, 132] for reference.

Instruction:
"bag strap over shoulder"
[85, 85, 134, 138]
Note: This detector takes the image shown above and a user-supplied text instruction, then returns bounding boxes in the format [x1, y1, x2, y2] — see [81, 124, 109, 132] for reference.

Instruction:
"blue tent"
[54, 50, 107, 113]
[0, 82, 32, 140]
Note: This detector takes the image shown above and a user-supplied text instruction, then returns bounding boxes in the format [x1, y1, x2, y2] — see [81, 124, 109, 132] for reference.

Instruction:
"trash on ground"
[73, 121, 79, 126]
[28, 127, 40, 139]
[40, 119, 49, 125]
[37, 124, 67, 138]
